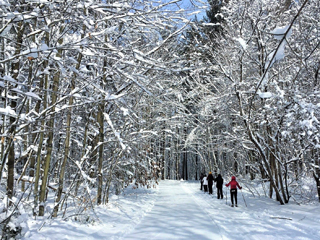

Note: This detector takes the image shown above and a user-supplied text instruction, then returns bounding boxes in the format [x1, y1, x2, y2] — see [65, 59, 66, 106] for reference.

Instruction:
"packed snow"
[22, 180, 320, 240]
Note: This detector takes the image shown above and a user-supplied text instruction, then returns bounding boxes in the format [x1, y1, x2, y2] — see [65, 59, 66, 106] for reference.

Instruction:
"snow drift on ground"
[15, 180, 320, 239]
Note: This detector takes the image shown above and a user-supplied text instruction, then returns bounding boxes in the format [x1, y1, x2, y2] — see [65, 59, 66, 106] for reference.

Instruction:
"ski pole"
[241, 188, 247, 207]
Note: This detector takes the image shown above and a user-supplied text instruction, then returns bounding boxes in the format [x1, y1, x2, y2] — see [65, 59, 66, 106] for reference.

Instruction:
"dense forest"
[0, 0, 319, 237]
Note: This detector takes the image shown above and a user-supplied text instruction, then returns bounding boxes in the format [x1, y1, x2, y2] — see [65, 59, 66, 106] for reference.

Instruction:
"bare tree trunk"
[33, 40, 49, 215]
[313, 149, 320, 202]
[103, 150, 124, 204]
[0, 29, 5, 169]
[161, 131, 165, 180]
[96, 103, 104, 205]
[53, 18, 85, 215]
[175, 125, 180, 180]
[20, 56, 35, 192]
[274, 156, 280, 201]
[278, 159, 289, 203]
[206, 125, 212, 172]
[33, 122, 45, 216]
[195, 152, 198, 180]
[0, 124, 4, 174]
[7, 21, 24, 203]
[74, 114, 90, 196]
[30, 69, 44, 178]
[183, 151, 188, 180]
[314, 172, 320, 202]
[269, 146, 275, 198]
[7, 139, 15, 202]
[38, 78, 59, 215]
[39, 34, 63, 216]
[52, 87, 74, 217]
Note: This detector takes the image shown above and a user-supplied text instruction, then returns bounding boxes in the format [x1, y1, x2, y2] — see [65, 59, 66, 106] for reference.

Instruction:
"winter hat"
[231, 176, 236, 180]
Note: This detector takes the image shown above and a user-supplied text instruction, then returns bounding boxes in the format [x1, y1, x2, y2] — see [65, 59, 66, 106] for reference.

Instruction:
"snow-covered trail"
[120, 180, 320, 240]
[120, 181, 222, 240]
[24, 180, 320, 240]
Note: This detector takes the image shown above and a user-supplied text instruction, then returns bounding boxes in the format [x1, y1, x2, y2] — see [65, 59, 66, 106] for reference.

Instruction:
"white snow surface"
[236, 38, 247, 50]
[271, 25, 292, 40]
[23, 180, 320, 240]
[257, 91, 273, 99]
[0, 106, 17, 117]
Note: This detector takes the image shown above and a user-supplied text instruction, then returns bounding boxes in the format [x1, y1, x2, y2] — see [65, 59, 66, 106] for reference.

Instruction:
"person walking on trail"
[214, 174, 224, 199]
[203, 175, 208, 192]
[200, 173, 205, 190]
[225, 176, 242, 207]
[207, 172, 214, 195]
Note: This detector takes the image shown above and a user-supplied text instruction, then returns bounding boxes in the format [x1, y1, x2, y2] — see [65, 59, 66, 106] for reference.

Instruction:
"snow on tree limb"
[103, 112, 126, 150]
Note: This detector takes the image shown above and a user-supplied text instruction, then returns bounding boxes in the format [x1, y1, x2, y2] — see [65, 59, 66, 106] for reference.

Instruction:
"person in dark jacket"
[207, 172, 214, 195]
[214, 174, 224, 199]
[200, 173, 205, 190]
[225, 176, 242, 207]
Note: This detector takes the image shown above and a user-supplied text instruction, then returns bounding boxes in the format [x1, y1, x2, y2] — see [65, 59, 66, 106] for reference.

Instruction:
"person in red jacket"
[225, 176, 242, 207]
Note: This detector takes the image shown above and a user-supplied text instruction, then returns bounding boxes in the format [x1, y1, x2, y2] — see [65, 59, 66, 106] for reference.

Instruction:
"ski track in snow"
[118, 180, 221, 240]
[24, 180, 320, 240]
[181, 183, 224, 239]
[120, 180, 320, 240]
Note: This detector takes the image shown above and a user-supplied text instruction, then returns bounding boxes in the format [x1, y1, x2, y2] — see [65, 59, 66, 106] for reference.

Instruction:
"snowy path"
[120, 181, 222, 240]
[25, 180, 320, 240]
[120, 180, 320, 240]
